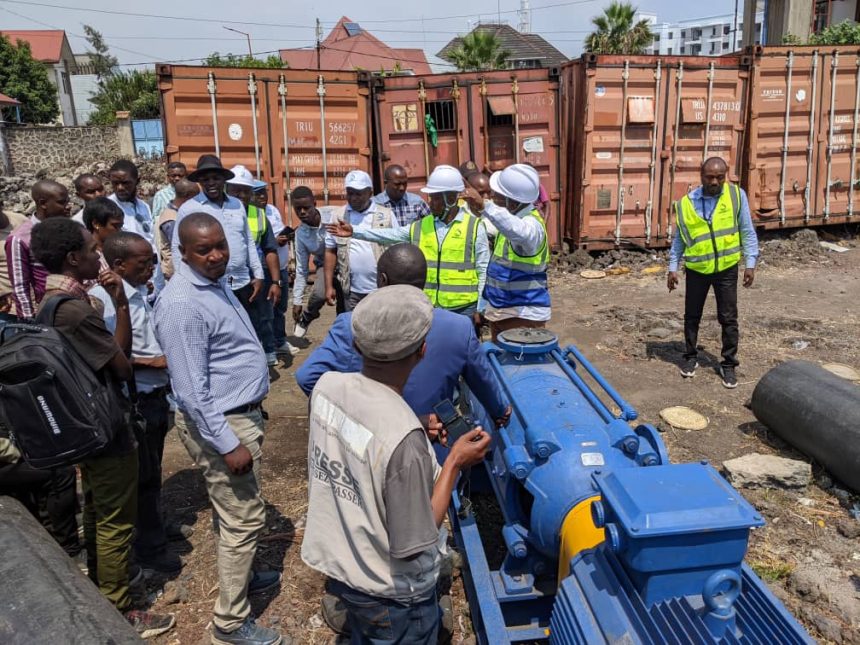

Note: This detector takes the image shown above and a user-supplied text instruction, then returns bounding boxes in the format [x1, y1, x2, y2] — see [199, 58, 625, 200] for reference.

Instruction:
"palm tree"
[585, 2, 654, 55]
[447, 30, 510, 72]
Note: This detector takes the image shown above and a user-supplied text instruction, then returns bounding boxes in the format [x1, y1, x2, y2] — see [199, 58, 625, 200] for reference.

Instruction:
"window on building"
[723, 25, 730, 35]
[668, 31, 673, 39]
[654, 34, 660, 42]
[723, 41, 729, 50]
[426, 100, 456, 132]
[667, 47, 673, 55]
[681, 30, 686, 38]
[710, 43, 716, 54]
[692, 44, 701, 55]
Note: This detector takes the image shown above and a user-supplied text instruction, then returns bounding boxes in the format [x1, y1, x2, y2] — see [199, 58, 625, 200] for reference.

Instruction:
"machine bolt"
[631, 526, 639, 532]
[512, 574, 523, 581]
[753, 515, 762, 521]
[700, 460, 709, 465]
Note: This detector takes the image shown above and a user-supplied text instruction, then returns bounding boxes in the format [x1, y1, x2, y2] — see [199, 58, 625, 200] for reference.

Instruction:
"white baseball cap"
[344, 170, 373, 191]
[226, 165, 255, 187]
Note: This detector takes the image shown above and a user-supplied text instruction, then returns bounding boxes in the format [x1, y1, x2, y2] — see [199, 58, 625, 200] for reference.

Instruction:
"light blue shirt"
[153, 260, 269, 454]
[152, 185, 176, 223]
[173, 193, 264, 290]
[324, 201, 392, 295]
[293, 220, 327, 305]
[264, 204, 290, 269]
[352, 206, 491, 311]
[90, 279, 169, 393]
[108, 194, 154, 248]
[669, 185, 759, 272]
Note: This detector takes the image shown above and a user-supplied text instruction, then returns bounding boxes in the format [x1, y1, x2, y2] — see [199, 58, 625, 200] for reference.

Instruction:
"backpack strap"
[34, 294, 76, 326]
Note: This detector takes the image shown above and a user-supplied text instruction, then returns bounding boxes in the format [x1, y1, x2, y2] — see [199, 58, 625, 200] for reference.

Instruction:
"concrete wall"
[3, 125, 121, 174]
[70, 74, 99, 125]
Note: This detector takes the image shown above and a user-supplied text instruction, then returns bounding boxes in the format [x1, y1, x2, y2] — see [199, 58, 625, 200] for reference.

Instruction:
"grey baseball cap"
[351, 285, 433, 362]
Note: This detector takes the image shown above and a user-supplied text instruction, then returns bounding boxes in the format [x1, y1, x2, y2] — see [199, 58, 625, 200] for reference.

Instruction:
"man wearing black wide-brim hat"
[170, 154, 266, 308]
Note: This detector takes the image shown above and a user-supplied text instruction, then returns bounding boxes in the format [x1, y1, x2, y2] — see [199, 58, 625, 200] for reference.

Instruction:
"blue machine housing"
[451, 329, 812, 644]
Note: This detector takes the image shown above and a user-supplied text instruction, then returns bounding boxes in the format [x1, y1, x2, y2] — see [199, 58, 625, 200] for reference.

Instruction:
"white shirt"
[90, 278, 169, 393]
[108, 194, 155, 249]
[325, 202, 386, 295]
[72, 208, 84, 225]
[264, 204, 290, 270]
[481, 201, 551, 323]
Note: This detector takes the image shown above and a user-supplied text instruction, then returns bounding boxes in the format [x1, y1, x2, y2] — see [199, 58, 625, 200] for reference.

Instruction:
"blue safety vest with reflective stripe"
[674, 183, 742, 274]
[483, 208, 550, 308]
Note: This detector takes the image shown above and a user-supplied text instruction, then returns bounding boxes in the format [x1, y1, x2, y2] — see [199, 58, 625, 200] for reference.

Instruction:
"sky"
[0, 0, 745, 69]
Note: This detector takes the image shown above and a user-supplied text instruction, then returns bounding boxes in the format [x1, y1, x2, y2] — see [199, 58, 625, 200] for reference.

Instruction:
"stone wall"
[3, 125, 121, 174]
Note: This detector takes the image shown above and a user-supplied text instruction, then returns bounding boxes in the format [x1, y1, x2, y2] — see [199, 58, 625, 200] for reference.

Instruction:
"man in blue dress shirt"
[154, 213, 283, 645]
[297, 243, 510, 425]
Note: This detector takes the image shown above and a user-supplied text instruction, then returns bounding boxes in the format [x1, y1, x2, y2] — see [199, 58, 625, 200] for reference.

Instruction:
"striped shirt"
[373, 191, 431, 227]
[5, 215, 48, 318]
[153, 260, 269, 454]
[151, 184, 176, 223]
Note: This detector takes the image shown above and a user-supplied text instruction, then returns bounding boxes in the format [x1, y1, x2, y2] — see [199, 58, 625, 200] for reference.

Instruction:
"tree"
[446, 30, 510, 72]
[0, 34, 59, 123]
[808, 20, 860, 45]
[82, 25, 118, 80]
[88, 70, 159, 125]
[204, 52, 286, 68]
[585, 2, 654, 55]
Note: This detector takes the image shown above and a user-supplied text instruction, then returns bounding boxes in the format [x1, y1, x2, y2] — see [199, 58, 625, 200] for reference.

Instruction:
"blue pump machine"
[451, 329, 812, 644]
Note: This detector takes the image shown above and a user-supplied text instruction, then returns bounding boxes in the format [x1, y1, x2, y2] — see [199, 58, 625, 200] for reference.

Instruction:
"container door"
[744, 49, 820, 228]
[816, 49, 860, 224]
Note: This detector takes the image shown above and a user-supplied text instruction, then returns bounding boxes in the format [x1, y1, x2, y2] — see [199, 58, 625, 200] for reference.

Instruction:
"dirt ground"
[151, 229, 860, 645]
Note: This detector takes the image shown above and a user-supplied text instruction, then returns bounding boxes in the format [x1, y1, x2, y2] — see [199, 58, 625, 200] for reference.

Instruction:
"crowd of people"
[0, 150, 757, 644]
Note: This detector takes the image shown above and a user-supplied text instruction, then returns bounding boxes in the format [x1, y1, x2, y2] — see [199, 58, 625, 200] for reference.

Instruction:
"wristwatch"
[274, 280, 283, 287]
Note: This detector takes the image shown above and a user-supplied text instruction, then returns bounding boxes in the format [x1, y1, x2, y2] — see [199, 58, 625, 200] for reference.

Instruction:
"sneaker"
[137, 549, 183, 574]
[320, 593, 350, 635]
[212, 618, 283, 645]
[128, 565, 148, 607]
[124, 609, 176, 639]
[248, 570, 281, 596]
[165, 521, 194, 541]
[293, 322, 308, 338]
[266, 352, 277, 367]
[275, 340, 300, 356]
[719, 365, 738, 389]
[679, 358, 698, 378]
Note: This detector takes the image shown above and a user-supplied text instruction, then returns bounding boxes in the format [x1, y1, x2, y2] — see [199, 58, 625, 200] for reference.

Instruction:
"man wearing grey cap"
[323, 169, 395, 311]
[302, 285, 492, 644]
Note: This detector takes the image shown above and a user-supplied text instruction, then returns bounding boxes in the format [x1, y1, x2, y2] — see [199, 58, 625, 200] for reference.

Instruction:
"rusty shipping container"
[157, 65, 372, 225]
[371, 68, 563, 248]
[563, 54, 750, 249]
[744, 45, 860, 229]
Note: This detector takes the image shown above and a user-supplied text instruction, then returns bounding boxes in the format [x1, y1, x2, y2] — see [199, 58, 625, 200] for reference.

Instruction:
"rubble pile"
[0, 158, 166, 215]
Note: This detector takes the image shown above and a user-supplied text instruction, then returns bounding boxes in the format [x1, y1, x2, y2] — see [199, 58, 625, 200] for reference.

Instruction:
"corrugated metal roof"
[0, 30, 67, 63]
[437, 24, 568, 69]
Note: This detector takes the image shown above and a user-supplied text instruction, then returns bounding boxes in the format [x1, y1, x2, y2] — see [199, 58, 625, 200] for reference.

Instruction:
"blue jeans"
[233, 283, 275, 355]
[329, 579, 439, 645]
[270, 268, 289, 347]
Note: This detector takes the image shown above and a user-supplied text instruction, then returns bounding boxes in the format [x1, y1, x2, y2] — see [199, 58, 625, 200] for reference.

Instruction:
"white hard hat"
[344, 170, 373, 191]
[489, 163, 540, 204]
[226, 165, 255, 187]
[421, 165, 465, 194]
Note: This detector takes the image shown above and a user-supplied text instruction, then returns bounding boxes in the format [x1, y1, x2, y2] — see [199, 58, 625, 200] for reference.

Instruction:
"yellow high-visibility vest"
[409, 212, 479, 309]
[674, 183, 742, 274]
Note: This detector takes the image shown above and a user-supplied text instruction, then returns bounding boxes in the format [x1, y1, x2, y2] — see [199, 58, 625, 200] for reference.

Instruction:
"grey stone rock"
[647, 327, 673, 340]
[837, 519, 860, 539]
[722, 453, 811, 490]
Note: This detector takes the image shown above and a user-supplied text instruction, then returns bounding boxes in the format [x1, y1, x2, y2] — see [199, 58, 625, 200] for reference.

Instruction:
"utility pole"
[316, 18, 322, 70]
[223, 26, 253, 58]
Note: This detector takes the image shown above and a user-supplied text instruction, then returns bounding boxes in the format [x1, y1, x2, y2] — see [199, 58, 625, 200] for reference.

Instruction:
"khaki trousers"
[176, 409, 266, 632]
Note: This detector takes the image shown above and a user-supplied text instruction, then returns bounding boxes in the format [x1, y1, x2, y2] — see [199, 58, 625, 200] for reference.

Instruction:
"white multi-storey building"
[637, 11, 764, 57]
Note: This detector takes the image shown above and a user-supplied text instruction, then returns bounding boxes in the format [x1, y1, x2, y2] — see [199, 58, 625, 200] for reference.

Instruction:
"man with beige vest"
[155, 179, 199, 280]
[302, 285, 491, 644]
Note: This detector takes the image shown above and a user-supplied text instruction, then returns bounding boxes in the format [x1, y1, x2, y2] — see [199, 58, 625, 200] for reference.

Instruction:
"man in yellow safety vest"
[667, 156, 759, 389]
[326, 165, 490, 324]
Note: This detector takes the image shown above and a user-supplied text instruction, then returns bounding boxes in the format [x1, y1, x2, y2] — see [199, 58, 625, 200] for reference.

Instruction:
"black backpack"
[0, 295, 126, 468]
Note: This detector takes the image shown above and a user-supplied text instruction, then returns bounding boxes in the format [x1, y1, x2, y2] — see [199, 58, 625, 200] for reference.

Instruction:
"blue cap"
[253, 179, 267, 191]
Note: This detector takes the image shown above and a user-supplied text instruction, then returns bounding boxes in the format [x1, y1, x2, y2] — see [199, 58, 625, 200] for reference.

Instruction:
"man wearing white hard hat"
[463, 163, 551, 339]
[327, 164, 489, 321]
[323, 170, 396, 311]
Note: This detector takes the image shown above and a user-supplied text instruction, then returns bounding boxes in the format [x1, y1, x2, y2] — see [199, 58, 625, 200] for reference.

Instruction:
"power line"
[333, 0, 600, 23]
[0, 0, 309, 28]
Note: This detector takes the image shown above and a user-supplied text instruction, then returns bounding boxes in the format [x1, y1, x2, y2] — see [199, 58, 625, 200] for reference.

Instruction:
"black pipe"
[751, 360, 860, 492]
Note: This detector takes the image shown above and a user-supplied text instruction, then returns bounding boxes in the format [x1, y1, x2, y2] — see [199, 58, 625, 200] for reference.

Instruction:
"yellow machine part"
[557, 495, 605, 583]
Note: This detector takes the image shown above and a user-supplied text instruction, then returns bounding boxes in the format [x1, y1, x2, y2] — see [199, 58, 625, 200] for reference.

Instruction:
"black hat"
[188, 155, 235, 182]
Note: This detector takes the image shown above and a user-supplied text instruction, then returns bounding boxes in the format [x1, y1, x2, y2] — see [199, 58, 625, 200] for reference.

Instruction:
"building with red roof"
[280, 17, 432, 75]
[0, 30, 79, 124]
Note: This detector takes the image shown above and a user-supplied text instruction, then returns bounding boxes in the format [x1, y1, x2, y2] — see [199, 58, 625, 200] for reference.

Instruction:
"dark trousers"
[329, 579, 440, 645]
[234, 282, 275, 354]
[269, 268, 290, 347]
[134, 388, 170, 559]
[0, 459, 80, 556]
[346, 291, 369, 312]
[684, 264, 739, 368]
[298, 265, 332, 328]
